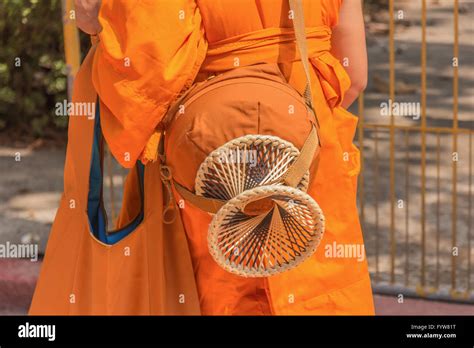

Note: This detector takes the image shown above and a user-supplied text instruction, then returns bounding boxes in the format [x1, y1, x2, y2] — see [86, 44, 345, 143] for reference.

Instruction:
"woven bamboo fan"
[208, 185, 325, 277]
[195, 135, 310, 200]
[195, 135, 324, 277]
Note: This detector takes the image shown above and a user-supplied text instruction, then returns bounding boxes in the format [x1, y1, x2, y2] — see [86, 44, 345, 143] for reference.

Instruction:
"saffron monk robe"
[30, 0, 375, 315]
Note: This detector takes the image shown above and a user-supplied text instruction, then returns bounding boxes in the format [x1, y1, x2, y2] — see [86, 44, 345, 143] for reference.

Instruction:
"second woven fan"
[195, 135, 325, 277]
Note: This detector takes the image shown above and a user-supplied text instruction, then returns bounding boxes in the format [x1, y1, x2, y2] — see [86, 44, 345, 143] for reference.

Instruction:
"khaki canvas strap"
[174, 181, 225, 214]
[286, 0, 322, 182]
[281, 124, 319, 187]
[289, 0, 320, 129]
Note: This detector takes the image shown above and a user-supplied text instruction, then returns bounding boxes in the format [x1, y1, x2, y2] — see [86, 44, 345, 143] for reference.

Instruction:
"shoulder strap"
[289, 0, 318, 127]
[282, 0, 321, 187]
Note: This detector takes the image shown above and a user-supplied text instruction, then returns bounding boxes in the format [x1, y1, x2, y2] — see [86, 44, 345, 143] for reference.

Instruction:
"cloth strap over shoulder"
[289, 0, 316, 118]
[281, 0, 321, 188]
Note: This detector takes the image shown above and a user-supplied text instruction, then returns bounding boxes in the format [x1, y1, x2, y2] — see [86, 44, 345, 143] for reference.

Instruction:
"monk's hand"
[75, 0, 102, 35]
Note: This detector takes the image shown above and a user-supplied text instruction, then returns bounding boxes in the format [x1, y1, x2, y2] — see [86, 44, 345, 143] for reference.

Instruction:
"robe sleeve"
[92, 0, 208, 168]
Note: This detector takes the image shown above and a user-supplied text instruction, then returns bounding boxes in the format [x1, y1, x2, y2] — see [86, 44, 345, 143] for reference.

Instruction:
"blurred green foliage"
[0, 0, 89, 137]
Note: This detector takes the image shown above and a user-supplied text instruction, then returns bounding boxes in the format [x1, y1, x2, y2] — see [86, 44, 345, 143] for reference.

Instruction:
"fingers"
[74, 0, 102, 35]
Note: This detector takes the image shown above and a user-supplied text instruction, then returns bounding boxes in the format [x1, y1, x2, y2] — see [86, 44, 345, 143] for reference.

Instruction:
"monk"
[39, 0, 373, 315]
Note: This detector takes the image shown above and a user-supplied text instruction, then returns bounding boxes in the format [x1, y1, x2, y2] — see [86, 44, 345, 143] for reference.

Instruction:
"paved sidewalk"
[1, 258, 473, 315]
[0, 259, 41, 315]
[374, 295, 474, 315]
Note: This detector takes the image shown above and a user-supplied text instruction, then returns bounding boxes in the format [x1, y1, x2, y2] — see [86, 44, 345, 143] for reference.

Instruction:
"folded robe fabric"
[29, 44, 201, 315]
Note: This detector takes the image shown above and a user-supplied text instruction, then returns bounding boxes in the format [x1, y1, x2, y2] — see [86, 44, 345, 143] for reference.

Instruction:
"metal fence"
[358, 0, 473, 302]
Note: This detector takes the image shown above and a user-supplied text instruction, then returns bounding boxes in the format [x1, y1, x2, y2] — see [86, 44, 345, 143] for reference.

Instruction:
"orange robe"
[34, 0, 374, 315]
